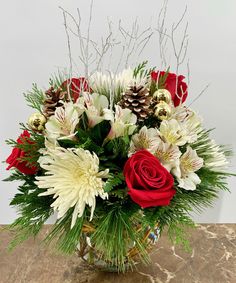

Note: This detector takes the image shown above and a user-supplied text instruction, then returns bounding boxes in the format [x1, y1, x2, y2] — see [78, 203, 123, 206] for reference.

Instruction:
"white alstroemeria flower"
[129, 126, 160, 156]
[79, 92, 112, 128]
[45, 102, 80, 142]
[106, 105, 137, 140]
[171, 105, 192, 122]
[173, 146, 204, 191]
[171, 106, 202, 144]
[153, 140, 182, 172]
[36, 147, 109, 228]
[158, 119, 188, 146]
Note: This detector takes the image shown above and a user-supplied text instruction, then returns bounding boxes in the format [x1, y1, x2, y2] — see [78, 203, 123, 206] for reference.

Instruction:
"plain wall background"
[0, 0, 235, 224]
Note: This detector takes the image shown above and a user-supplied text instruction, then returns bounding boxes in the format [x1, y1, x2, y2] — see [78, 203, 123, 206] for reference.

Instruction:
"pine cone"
[43, 87, 67, 117]
[119, 85, 151, 121]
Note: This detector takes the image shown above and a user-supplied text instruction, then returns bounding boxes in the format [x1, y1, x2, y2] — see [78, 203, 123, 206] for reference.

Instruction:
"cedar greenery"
[24, 84, 45, 113]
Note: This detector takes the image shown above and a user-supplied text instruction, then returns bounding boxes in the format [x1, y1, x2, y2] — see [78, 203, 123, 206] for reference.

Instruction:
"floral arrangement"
[4, 1, 235, 272]
[4, 62, 234, 271]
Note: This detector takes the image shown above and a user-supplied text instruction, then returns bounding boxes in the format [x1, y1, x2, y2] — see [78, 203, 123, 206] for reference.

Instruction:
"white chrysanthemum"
[158, 119, 188, 146]
[203, 139, 228, 170]
[153, 140, 181, 172]
[106, 105, 137, 140]
[89, 68, 134, 94]
[78, 92, 111, 128]
[173, 146, 204, 191]
[129, 126, 160, 156]
[45, 102, 81, 142]
[36, 147, 109, 228]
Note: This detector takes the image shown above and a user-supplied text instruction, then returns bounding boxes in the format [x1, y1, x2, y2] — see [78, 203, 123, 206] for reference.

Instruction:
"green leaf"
[57, 139, 78, 148]
[104, 173, 125, 193]
[89, 120, 111, 146]
[158, 67, 170, 89]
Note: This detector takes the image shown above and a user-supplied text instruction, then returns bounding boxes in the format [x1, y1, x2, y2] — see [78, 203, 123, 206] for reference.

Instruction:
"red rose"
[123, 150, 176, 208]
[151, 71, 188, 107]
[6, 130, 38, 175]
[61, 77, 91, 102]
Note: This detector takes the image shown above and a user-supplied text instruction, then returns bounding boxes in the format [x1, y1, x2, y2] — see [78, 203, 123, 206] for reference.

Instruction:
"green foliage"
[24, 83, 45, 113]
[44, 209, 85, 254]
[89, 120, 111, 146]
[149, 67, 170, 95]
[105, 135, 130, 161]
[49, 71, 67, 89]
[133, 61, 155, 79]
[6, 174, 53, 250]
[104, 172, 125, 193]
[157, 67, 170, 89]
[5, 123, 45, 167]
[91, 205, 149, 272]
[76, 128, 104, 156]
[143, 163, 234, 251]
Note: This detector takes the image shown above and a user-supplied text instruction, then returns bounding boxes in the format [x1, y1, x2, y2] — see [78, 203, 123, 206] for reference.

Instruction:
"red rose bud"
[61, 77, 91, 102]
[6, 130, 38, 175]
[151, 71, 188, 107]
[123, 150, 176, 208]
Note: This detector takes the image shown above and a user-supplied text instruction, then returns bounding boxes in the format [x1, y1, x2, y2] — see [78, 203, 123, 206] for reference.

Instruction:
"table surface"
[0, 224, 235, 283]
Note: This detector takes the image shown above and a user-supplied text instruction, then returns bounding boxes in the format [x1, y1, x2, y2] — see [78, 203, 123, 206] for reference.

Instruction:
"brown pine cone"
[119, 85, 151, 122]
[43, 87, 67, 117]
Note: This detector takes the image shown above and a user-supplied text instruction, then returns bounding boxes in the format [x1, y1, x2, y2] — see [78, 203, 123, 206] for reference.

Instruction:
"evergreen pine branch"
[91, 205, 149, 272]
[23, 84, 45, 113]
[49, 71, 68, 89]
[44, 208, 85, 254]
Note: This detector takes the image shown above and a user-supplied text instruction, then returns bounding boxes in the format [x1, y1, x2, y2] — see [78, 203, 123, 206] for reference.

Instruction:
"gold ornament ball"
[28, 113, 46, 131]
[154, 101, 172, 120]
[153, 89, 172, 104]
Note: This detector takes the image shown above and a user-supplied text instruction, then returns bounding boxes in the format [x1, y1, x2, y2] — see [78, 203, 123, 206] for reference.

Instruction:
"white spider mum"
[203, 139, 228, 171]
[36, 147, 109, 228]
[129, 126, 160, 156]
[89, 68, 134, 95]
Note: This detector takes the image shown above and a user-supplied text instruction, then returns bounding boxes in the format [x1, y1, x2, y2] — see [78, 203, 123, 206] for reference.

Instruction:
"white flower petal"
[36, 147, 109, 228]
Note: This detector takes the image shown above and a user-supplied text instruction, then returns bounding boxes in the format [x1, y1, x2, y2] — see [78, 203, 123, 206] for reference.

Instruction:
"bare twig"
[61, 9, 72, 100]
[188, 83, 210, 107]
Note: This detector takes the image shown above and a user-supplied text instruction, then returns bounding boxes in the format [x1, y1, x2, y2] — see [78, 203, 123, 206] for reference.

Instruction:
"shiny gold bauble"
[154, 101, 172, 120]
[153, 89, 172, 104]
[28, 113, 46, 131]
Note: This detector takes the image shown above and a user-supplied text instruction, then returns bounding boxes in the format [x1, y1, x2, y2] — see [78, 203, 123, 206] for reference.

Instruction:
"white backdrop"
[0, 0, 235, 224]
